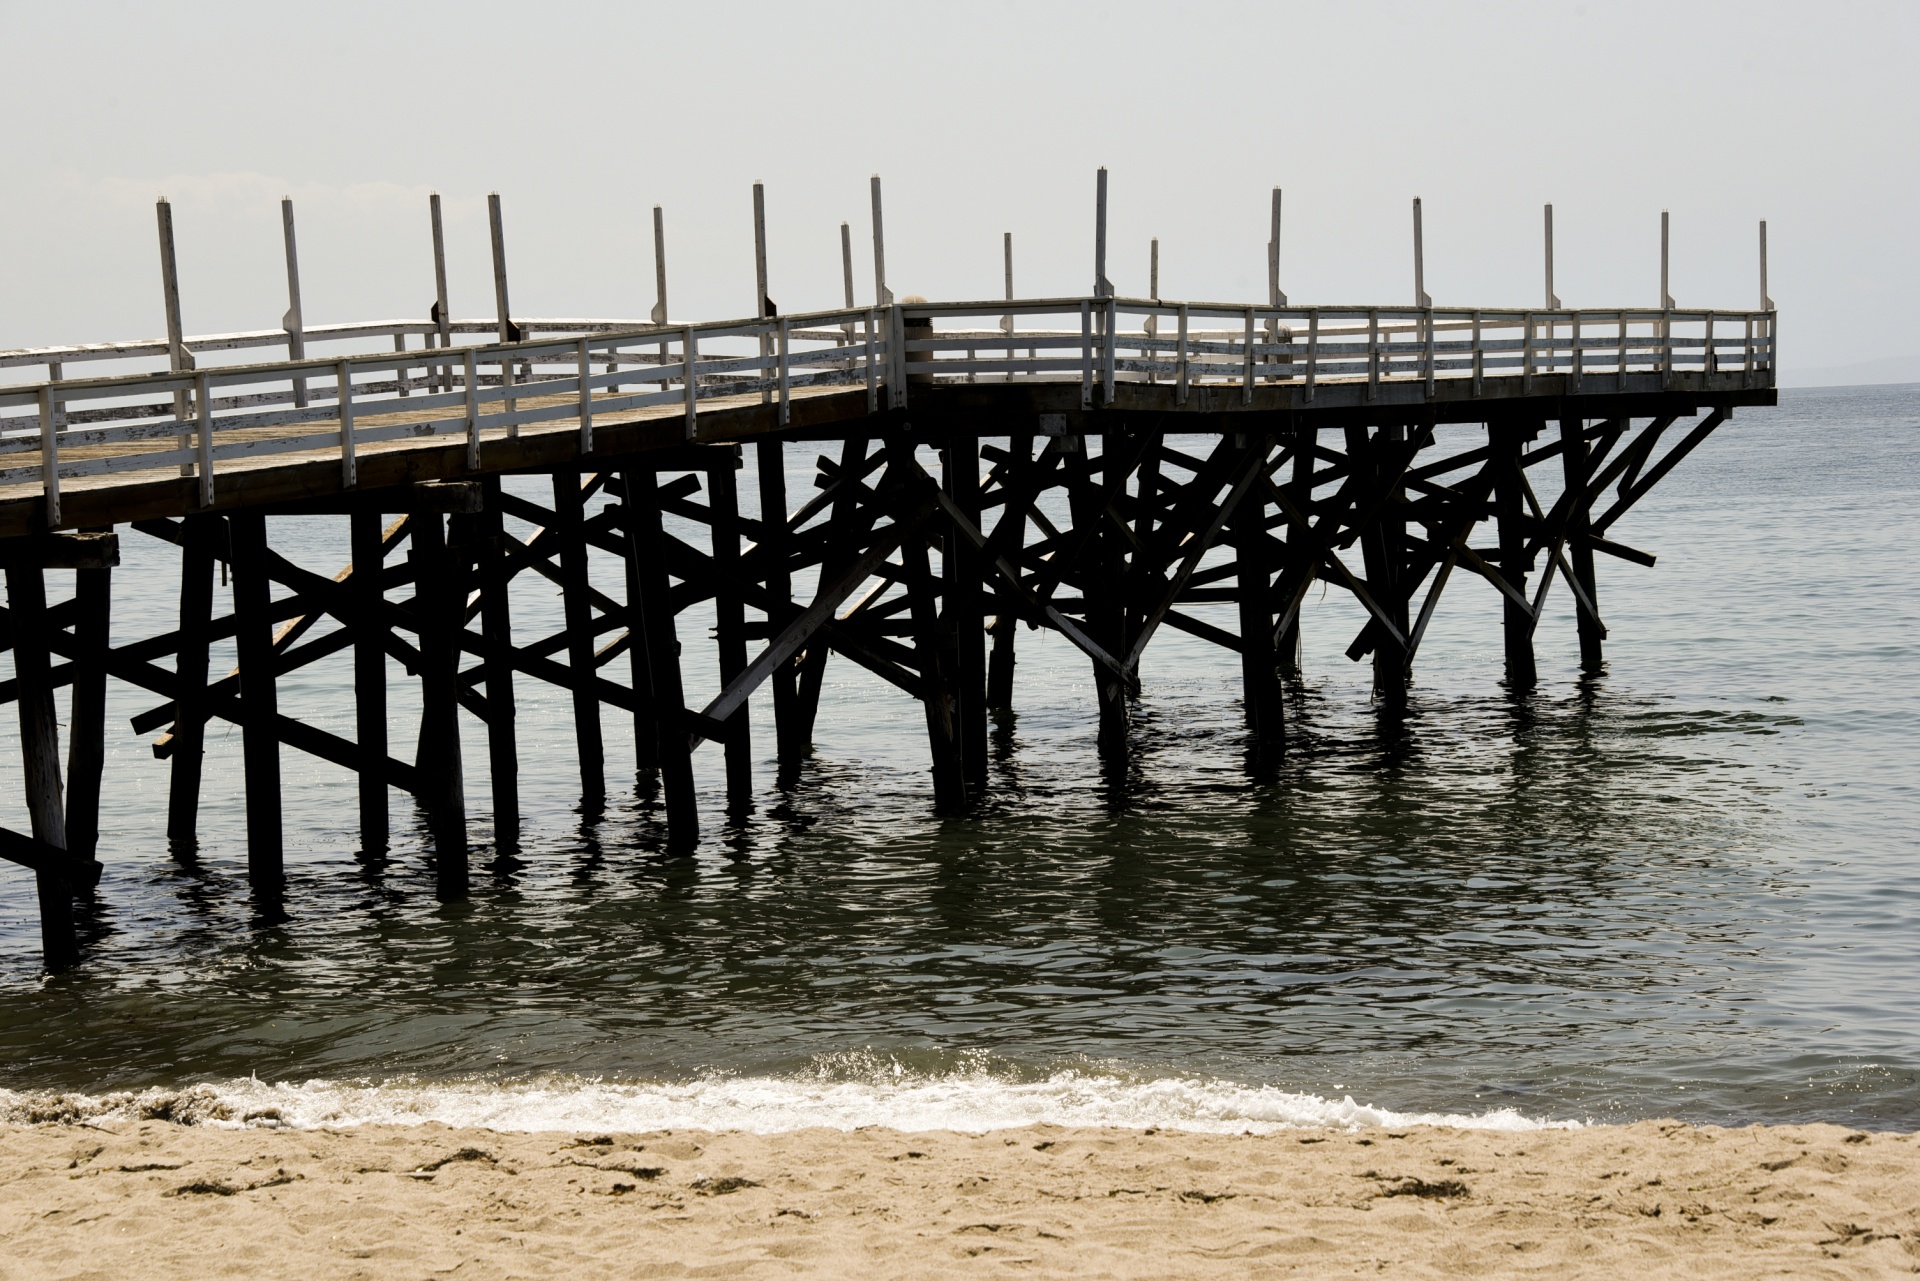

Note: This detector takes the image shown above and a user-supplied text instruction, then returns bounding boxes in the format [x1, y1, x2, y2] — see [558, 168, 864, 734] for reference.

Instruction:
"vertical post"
[430, 192, 452, 391]
[156, 197, 194, 477]
[1759, 219, 1772, 312]
[624, 470, 698, 850]
[1544, 203, 1561, 309]
[488, 193, 514, 342]
[886, 445, 965, 812]
[1412, 197, 1431, 307]
[795, 436, 870, 737]
[1003, 231, 1017, 378]
[1072, 439, 1129, 761]
[1093, 166, 1111, 297]
[1492, 423, 1537, 692]
[1560, 417, 1605, 673]
[1268, 186, 1288, 306]
[1354, 424, 1409, 698]
[228, 511, 284, 892]
[945, 433, 988, 791]
[167, 517, 216, 850]
[411, 513, 469, 897]
[869, 175, 893, 306]
[281, 197, 308, 409]
[349, 511, 390, 854]
[1278, 424, 1314, 671]
[474, 482, 519, 851]
[709, 459, 753, 814]
[753, 180, 773, 407]
[552, 470, 605, 809]
[8, 563, 77, 969]
[64, 529, 112, 862]
[1232, 438, 1284, 762]
[758, 438, 803, 766]
[986, 433, 1031, 713]
[1660, 209, 1674, 308]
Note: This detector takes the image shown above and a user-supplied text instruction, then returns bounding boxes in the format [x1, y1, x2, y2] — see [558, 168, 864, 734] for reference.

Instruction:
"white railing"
[0, 297, 1773, 528]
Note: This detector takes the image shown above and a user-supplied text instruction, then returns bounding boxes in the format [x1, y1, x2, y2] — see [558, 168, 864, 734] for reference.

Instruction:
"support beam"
[1277, 424, 1315, 671]
[227, 511, 284, 892]
[943, 432, 988, 791]
[474, 485, 520, 851]
[985, 433, 1033, 713]
[1072, 436, 1131, 760]
[1231, 443, 1284, 762]
[1560, 416, 1606, 672]
[349, 511, 390, 854]
[1491, 422, 1538, 692]
[709, 460, 753, 815]
[64, 528, 111, 861]
[624, 470, 698, 852]
[166, 518, 217, 851]
[5, 563, 77, 970]
[1351, 424, 1411, 698]
[888, 447, 966, 813]
[552, 470, 605, 809]
[413, 513, 468, 896]
[795, 437, 872, 737]
[756, 440, 805, 767]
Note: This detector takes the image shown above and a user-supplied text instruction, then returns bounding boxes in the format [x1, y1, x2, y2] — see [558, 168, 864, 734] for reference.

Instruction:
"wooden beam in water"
[1492, 423, 1538, 692]
[4, 562, 77, 969]
[349, 511, 391, 854]
[623, 469, 698, 852]
[1231, 439, 1284, 763]
[228, 511, 285, 891]
[413, 513, 468, 897]
[474, 484, 521, 853]
[552, 470, 606, 810]
[756, 440, 805, 768]
[166, 518, 217, 851]
[64, 528, 111, 862]
[943, 433, 988, 792]
[708, 460, 753, 815]
[1560, 416, 1606, 672]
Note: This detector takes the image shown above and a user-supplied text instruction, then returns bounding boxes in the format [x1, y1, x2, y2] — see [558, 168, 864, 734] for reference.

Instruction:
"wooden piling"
[943, 433, 988, 790]
[1560, 416, 1605, 673]
[888, 445, 966, 812]
[348, 511, 390, 854]
[1277, 424, 1314, 671]
[412, 513, 468, 896]
[552, 470, 606, 809]
[984, 434, 1031, 714]
[64, 528, 111, 862]
[793, 436, 872, 738]
[474, 484, 521, 849]
[1355, 423, 1410, 699]
[1072, 436, 1131, 760]
[227, 511, 284, 891]
[6, 562, 77, 969]
[623, 469, 698, 851]
[709, 459, 753, 814]
[166, 518, 216, 850]
[1492, 422, 1538, 692]
[756, 440, 805, 767]
[1231, 441, 1285, 761]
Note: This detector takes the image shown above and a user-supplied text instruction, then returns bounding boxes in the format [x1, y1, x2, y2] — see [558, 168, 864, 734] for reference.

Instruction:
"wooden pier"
[0, 175, 1777, 969]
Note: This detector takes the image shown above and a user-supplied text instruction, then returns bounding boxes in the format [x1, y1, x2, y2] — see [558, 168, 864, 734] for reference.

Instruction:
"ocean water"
[1, 384, 1916, 1134]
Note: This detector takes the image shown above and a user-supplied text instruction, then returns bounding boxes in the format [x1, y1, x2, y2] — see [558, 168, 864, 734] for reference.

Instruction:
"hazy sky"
[3, 1, 1913, 378]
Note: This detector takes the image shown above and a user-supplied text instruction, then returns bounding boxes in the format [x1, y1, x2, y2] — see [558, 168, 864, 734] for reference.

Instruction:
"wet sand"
[2, 1119, 1916, 1278]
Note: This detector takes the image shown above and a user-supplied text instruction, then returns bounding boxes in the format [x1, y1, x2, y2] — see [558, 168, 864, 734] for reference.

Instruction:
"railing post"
[1103, 297, 1117, 404]
[653, 204, 671, 387]
[1522, 310, 1536, 392]
[1366, 308, 1380, 401]
[336, 360, 356, 488]
[1471, 309, 1483, 395]
[1305, 308, 1319, 402]
[1176, 303, 1190, 405]
[683, 326, 701, 435]
[1571, 311, 1583, 390]
[38, 387, 58, 529]
[576, 336, 593, 454]
[281, 197, 308, 409]
[1241, 306, 1255, 405]
[156, 196, 195, 478]
[195, 372, 214, 507]
[1423, 307, 1436, 398]
[864, 307, 878, 411]
[1703, 312, 1716, 377]
[1617, 311, 1629, 387]
[463, 349, 481, 470]
[870, 174, 893, 306]
[430, 192, 453, 392]
[753, 180, 773, 407]
[1080, 300, 1094, 409]
[777, 317, 792, 424]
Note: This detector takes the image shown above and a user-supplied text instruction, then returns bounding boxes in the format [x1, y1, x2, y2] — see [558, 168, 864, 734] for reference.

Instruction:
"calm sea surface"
[1, 384, 1916, 1132]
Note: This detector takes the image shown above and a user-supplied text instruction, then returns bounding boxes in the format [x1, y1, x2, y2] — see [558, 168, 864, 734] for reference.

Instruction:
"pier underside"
[0, 375, 1773, 968]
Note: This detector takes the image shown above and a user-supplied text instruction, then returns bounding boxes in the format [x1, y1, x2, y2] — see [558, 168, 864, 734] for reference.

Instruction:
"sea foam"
[2, 1065, 1575, 1134]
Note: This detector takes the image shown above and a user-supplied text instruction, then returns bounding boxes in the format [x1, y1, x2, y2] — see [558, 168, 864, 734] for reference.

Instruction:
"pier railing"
[0, 298, 1774, 527]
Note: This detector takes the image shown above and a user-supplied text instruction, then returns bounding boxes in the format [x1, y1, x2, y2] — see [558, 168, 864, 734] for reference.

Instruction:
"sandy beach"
[2, 1118, 1916, 1278]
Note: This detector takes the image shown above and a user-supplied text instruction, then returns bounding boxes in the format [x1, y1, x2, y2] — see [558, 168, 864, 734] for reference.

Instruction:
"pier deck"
[0, 178, 1777, 969]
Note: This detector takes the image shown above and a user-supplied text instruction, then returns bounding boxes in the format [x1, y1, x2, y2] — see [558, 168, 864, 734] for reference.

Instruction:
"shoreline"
[4, 1119, 1916, 1277]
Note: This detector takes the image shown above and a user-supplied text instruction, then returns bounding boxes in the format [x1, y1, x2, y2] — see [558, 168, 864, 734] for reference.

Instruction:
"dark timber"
[0, 291, 1773, 971]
